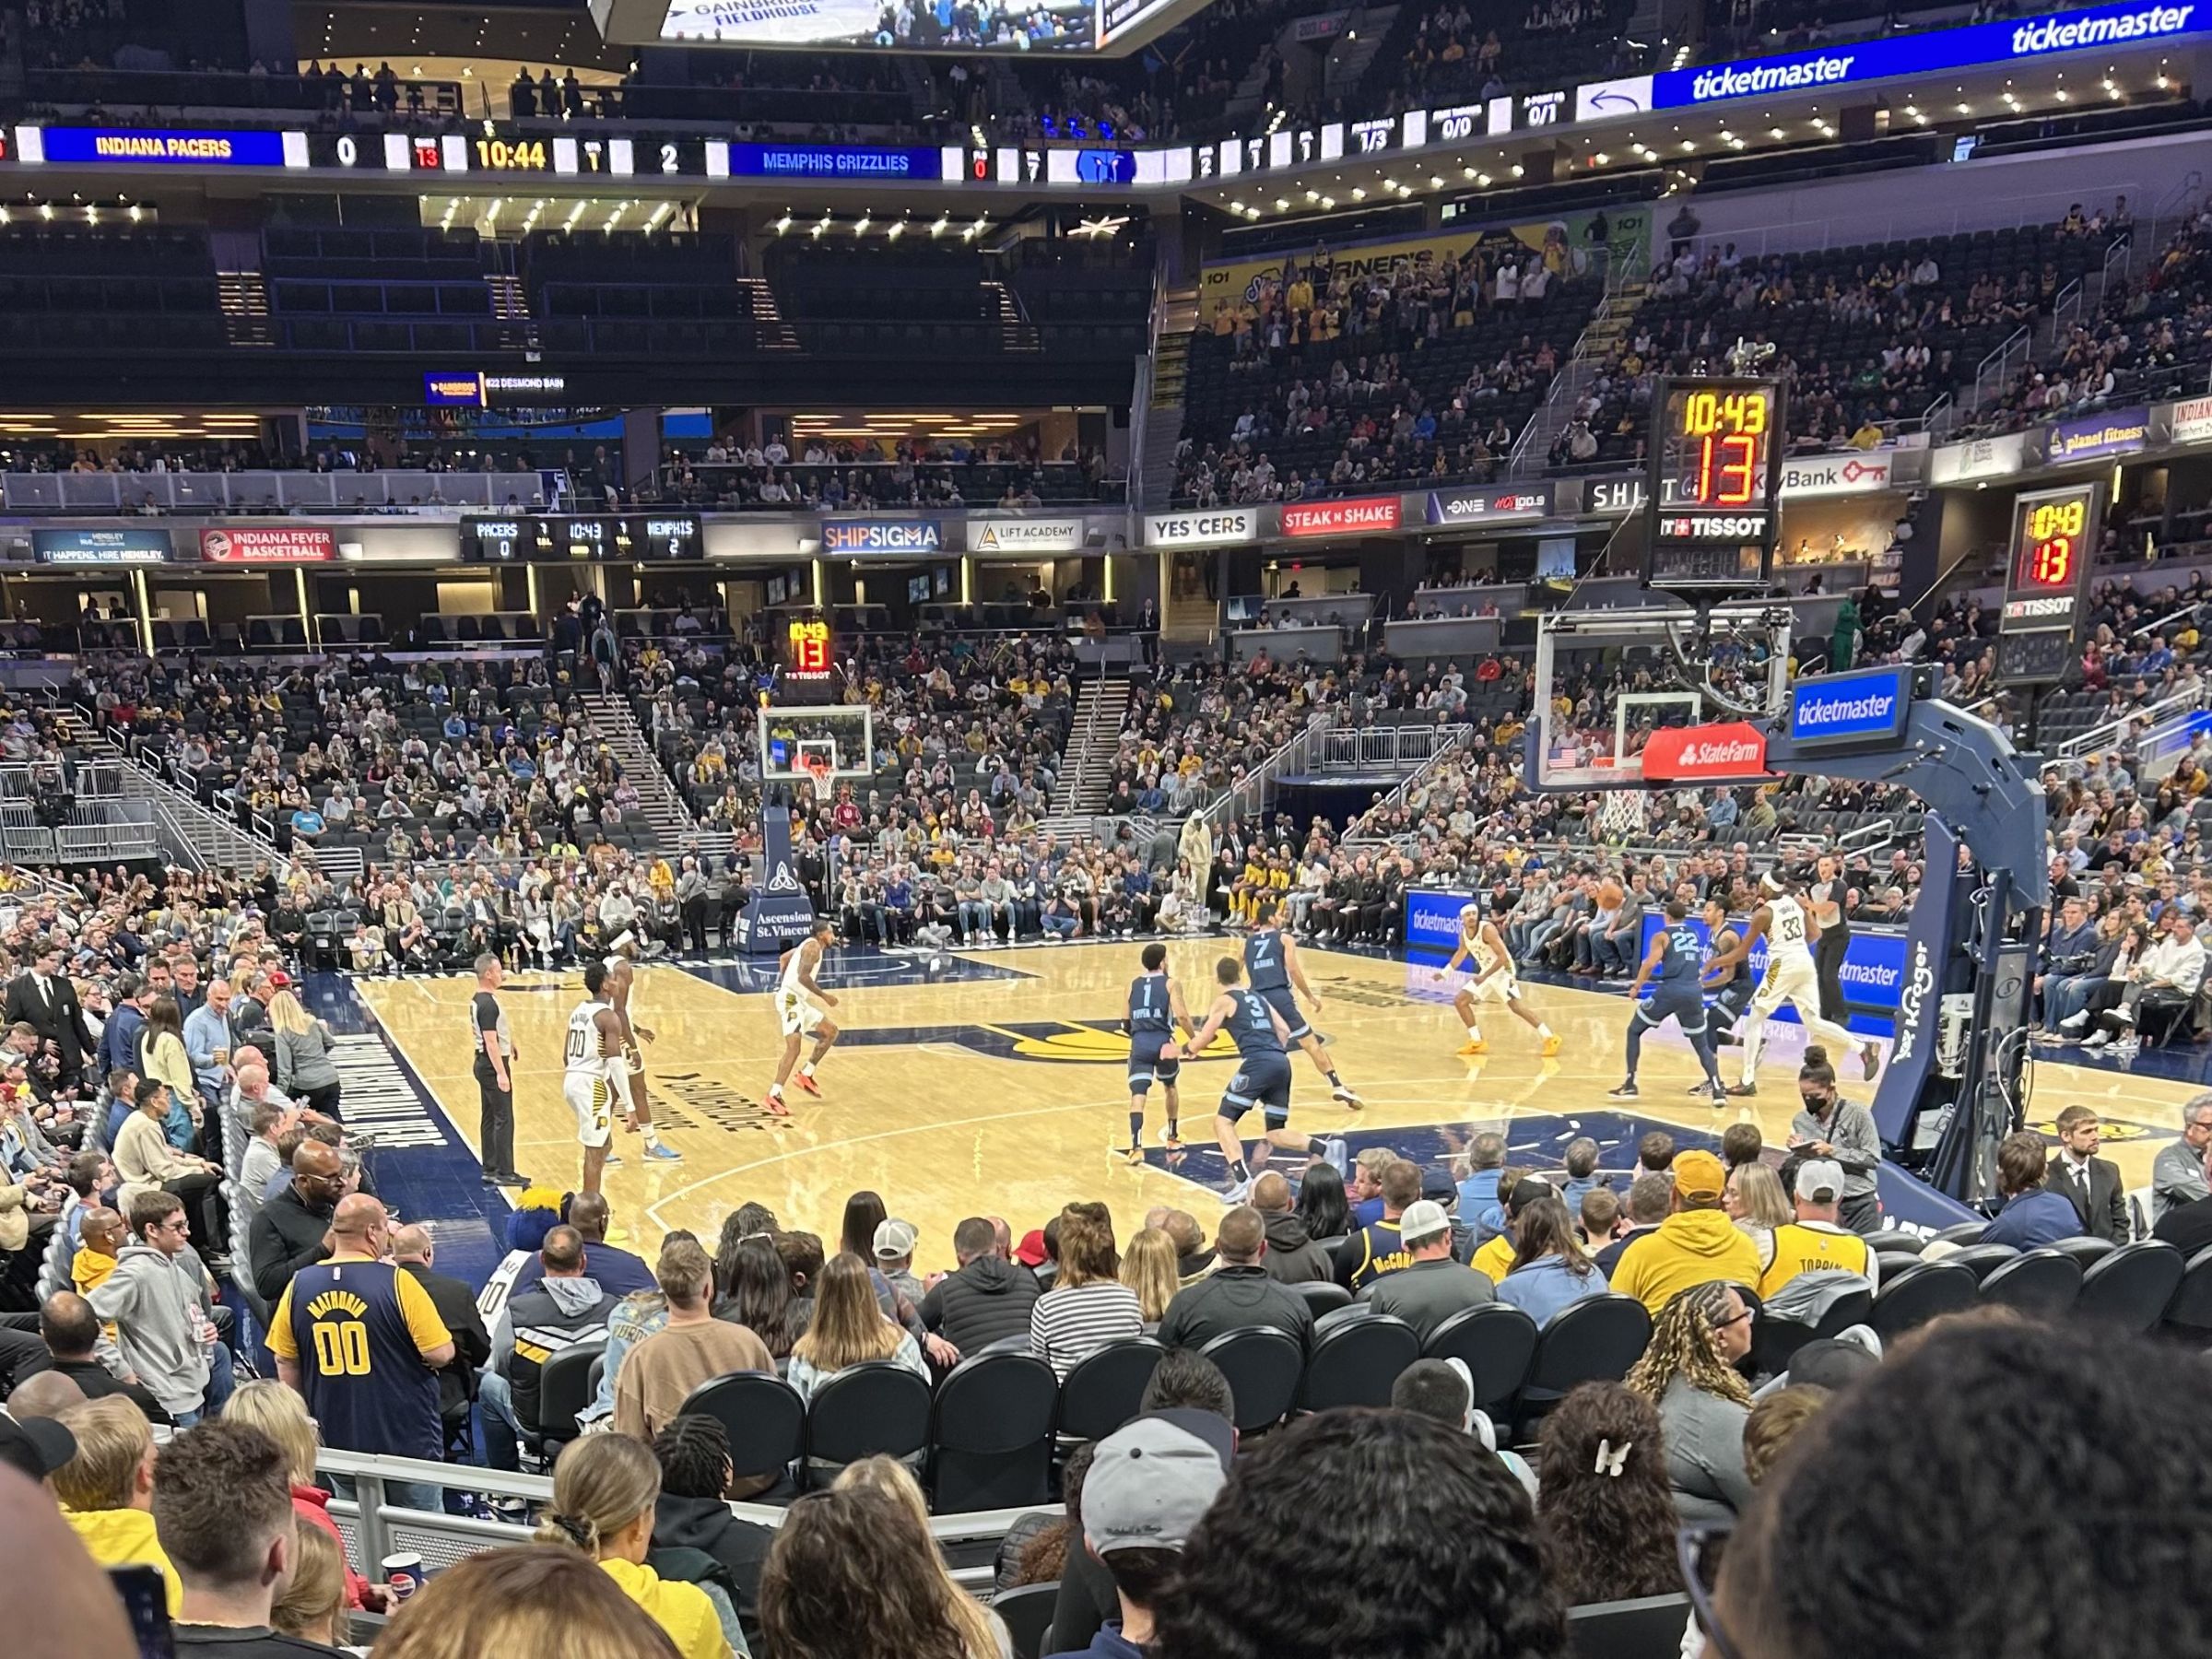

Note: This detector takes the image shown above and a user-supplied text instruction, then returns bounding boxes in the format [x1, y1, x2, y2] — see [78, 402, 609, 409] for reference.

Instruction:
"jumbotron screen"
[593, 0, 1194, 53]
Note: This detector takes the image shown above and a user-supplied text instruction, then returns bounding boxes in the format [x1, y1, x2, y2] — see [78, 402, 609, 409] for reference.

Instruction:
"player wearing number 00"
[1435, 893, 1560, 1057]
[1179, 955, 1346, 1203]
[563, 959, 628, 1195]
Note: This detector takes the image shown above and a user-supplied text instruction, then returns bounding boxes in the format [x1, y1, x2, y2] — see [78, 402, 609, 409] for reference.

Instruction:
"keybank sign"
[1654, 0, 2203, 107]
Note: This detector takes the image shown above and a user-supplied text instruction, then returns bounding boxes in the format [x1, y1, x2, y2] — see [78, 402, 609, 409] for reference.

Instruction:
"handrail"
[1195, 710, 1330, 830]
[2056, 680, 2210, 760]
[1345, 725, 1475, 841]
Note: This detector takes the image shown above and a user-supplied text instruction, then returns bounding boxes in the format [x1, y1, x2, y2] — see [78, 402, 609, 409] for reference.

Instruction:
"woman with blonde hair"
[1119, 1225, 1180, 1326]
[786, 1253, 929, 1405]
[269, 984, 344, 1119]
[1028, 1202, 1140, 1378]
[271, 1520, 351, 1651]
[1625, 1280, 1757, 1523]
[374, 1547, 681, 1659]
[1724, 1162, 1794, 1271]
[533, 1433, 734, 1659]
[833, 1458, 1012, 1658]
[222, 1378, 384, 1610]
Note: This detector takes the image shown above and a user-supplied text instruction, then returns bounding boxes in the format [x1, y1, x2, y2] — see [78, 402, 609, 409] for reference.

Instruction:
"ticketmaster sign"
[1652, 0, 2204, 107]
[1788, 665, 1912, 747]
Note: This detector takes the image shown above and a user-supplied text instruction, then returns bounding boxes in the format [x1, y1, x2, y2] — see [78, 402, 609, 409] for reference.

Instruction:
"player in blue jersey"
[1179, 955, 1346, 1200]
[1244, 899, 1361, 1107]
[1124, 941, 1195, 1165]
[1611, 896, 1727, 1103]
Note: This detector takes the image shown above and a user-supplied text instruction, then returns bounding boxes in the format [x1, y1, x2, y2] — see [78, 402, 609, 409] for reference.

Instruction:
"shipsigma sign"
[1653, 0, 2206, 107]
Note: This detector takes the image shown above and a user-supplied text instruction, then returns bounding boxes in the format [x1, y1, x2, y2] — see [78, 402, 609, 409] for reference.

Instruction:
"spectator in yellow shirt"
[53, 1396, 183, 1614]
[1609, 1151, 1763, 1314]
[534, 1434, 733, 1659]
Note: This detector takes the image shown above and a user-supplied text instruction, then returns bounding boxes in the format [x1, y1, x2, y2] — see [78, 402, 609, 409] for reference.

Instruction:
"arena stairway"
[69, 719, 290, 877]
[574, 690, 702, 854]
[1040, 673, 1130, 831]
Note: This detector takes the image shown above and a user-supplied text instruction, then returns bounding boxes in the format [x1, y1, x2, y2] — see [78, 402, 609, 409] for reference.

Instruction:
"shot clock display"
[1641, 376, 1783, 593]
[778, 614, 838, 704]
[1995, 481, 2102, 685]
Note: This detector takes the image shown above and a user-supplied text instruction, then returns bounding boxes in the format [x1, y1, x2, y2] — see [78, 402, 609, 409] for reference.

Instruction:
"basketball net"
[801, 754, 833, 798]
[1597, 788, 1650, 842]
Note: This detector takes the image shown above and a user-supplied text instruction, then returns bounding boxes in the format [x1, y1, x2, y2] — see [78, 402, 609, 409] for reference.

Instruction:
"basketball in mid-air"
[1598, 877, 1626, 908]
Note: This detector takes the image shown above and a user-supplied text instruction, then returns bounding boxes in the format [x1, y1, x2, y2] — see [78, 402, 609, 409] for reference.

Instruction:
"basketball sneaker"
[644, 1142, 684, 1162]
[1456, 1039, 1488, 1056]
[1541, 1034, 1564, 1057]
[794, 1072, 822, 1097]
[1607, 1081, 1639, 1098]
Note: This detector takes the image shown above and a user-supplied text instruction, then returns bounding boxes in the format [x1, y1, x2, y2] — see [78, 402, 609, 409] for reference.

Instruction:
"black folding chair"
[1054, 1336, 1164, 1442]
[1518, 1294, 1653, 1419]
[2077, 1240, 2185, 1333]
[1422, 1302, 1539, 1418]
[530, 1341, 603, 1466]
[1293, 1280, 1351, 1319]
[1868, 1261, 1977, 1340]
[2050, 1235, 2116, 1271]
[1978, 1248, 2081, 1319]
[802, 1360, 933, 1487]
[994, 1582, 1061, 1659]
[926, 1351, 1058, 1513]
[1298, 1314, 1419, 1412]
[1942, 1242, 2020, 1283]
[1198, 1326, 1304, 1433]
[679, 1371, 805, 1492]
[2160, 1243, 2212, 1339]
[1568, 1592, 1697, 1659]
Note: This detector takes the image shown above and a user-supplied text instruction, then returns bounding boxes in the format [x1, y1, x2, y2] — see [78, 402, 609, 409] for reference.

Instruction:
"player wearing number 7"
[1436, 894, 1561, 1056]
[1245, 899, 1361, 1106]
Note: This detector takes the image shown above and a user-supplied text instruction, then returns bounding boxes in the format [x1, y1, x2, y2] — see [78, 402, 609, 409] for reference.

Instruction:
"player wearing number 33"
[1704, 872, 1882, 1094]
[268, 1193, 455, 1466]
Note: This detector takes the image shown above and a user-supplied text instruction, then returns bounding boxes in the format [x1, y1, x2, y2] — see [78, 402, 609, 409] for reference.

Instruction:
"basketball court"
[353, 937, 2193, 1271]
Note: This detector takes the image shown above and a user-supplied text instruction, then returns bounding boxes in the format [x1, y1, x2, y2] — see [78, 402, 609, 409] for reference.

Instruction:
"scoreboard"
[1642, 377, 1783, 594]
[459, 512, 703, 562]
[776, 614, 838, 705]
[1995, 481, 2101, 685]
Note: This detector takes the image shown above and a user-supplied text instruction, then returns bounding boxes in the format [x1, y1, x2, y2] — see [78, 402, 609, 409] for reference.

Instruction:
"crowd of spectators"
[656, 435, 1114, 512]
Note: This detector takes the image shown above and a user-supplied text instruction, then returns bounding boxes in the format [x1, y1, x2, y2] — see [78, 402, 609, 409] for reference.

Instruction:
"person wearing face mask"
[1787, 1049, 1885, 1235]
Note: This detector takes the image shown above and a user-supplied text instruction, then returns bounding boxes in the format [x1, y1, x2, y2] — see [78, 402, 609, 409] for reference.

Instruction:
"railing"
[1508, 246, 1634, 478]
[74, 711, 290, 877]
[2, 470, 547, 513]
[1345, 725, 1475, 842]
[1195, 711, 1330, 830]
[1314, 723, 1469, 771]
[2055, 679, 2211, 762]
[1968, 324, 2033, 416]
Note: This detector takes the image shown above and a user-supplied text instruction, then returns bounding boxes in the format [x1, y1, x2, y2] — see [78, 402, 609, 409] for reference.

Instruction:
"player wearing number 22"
[268, 1194, 455, 1465]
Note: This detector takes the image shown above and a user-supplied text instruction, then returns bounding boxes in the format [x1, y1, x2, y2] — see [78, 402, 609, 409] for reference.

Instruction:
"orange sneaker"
[1540, 1034, 1564, 1057]
[1456, 1040, 1488, 1056]
[794, 1072, 822, 1097]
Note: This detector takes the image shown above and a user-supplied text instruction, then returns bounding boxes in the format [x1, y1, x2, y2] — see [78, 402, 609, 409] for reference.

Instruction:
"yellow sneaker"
[1456, 1040, 1488, 1056]
[1122, 1146, 1146, 1167]
[1540, 1034, 1564, 1058]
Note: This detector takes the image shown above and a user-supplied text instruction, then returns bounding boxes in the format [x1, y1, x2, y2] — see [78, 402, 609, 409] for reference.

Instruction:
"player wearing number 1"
[268, 1194, 454, 1474]
[1124, 941, 1194, 1165]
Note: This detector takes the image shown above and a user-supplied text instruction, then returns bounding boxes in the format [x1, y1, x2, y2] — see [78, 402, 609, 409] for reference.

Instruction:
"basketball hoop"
[1597, 789, 1650, 843]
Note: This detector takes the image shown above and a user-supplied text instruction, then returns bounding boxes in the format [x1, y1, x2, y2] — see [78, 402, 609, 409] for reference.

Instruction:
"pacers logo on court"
[653, 1072, 791, 1132]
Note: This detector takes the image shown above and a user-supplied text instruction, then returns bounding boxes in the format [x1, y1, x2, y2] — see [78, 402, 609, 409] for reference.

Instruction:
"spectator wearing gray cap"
[872, 1218, 924, 1309]
[1353, 1198, 1493, 1340]
[1045, 1410, 1232, 1659]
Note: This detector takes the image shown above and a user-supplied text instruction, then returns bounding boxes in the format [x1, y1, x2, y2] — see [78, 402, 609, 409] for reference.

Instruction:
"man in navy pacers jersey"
[1612, 896, 1728, 1104]
[267, 1192, 454, 1513]
[1124, 941, 1194, 1165]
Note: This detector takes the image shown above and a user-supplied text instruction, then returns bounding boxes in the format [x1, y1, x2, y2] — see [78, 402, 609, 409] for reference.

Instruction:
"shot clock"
[778, 615, 838, 704]
[1641, 376, 1784, 594]
[1995, 481, 2102, 686]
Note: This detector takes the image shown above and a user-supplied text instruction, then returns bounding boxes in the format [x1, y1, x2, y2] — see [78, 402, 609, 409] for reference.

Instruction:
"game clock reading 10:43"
[1642, 376, 1783, 591]
[779, 616, 837, 704]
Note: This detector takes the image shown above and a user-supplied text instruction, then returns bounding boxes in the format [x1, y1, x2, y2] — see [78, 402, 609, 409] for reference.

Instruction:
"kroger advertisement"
[1405, 889, 1904, 1031]
[1650, 1, 2205, 108]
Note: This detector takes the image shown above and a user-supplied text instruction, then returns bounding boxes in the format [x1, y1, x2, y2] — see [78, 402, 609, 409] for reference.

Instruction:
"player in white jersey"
[1704, 871, 1880, 1092]
[1434, 894, 1560, 1056]
[605, 954, 680, 1165]
[769, 917, 841, 1115]
[562, 959, 627, 1196]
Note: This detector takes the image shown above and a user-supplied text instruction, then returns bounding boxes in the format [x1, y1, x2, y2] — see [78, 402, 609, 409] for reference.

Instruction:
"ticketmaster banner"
[1652, 0, 2207, 107]
[1633, 913, 1908, 1030]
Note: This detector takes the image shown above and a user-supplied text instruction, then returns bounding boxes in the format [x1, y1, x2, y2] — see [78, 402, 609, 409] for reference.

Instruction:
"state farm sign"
[1638, 721, 1775, 782]
[198, 525, 337, 563]
[1279, 495, 1402, 537]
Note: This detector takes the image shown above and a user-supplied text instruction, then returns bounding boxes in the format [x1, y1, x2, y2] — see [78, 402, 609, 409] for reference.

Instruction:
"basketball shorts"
[1128, 1040, 1181, 1095]
[1256, 985, 1312, 1041]
[1751, 953, 1819, 1018]
[1221, 1053, 1294, 1126]
[1637, 985, 1708, 1034]
[564, 1072, 615, 1149]
[1463, 967, 1520, 1006]
[776, 987, 826, 1038]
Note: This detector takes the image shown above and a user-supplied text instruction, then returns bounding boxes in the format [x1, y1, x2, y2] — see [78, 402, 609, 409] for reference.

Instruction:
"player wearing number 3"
[1124, 941, 1194, 1165]
[1437, 894, 1561, 1057]
[1704, 872, 1881, 1094]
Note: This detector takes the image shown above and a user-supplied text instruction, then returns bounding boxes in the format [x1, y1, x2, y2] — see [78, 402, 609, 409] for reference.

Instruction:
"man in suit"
[2049, 1104, 2130, 1242]
[6, 938, 93, 1092]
